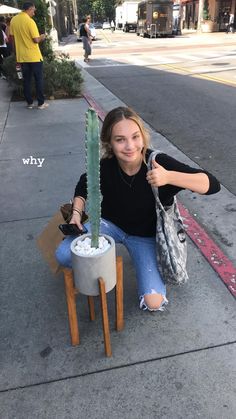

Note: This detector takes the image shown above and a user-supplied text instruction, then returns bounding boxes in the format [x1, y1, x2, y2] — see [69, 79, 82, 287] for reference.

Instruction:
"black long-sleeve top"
[74, 150, 221, 237]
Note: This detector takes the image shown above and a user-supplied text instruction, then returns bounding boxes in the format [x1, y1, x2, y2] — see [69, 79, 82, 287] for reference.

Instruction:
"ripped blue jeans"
[55, 218, 167, 311]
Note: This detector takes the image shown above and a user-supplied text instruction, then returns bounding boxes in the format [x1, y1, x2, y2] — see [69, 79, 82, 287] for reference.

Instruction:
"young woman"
[56, 107, 220, 312]
[80, 16, 92, 63]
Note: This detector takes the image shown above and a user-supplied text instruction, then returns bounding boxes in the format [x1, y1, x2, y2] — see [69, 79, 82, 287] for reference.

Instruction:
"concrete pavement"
[0, 54, 235, 419]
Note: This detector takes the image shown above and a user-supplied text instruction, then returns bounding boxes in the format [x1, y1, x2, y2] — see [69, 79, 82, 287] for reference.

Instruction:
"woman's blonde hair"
[100, 107, 150, 161]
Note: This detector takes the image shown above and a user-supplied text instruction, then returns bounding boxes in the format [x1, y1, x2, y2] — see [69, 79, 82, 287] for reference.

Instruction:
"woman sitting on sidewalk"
[56, 107, 221, 312]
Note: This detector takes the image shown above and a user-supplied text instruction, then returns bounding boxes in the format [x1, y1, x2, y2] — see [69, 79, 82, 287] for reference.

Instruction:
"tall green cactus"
[85, 108, 101, 248]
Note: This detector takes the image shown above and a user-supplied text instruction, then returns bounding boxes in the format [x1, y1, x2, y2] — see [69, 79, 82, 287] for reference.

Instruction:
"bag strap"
[147, 150, 166, 212]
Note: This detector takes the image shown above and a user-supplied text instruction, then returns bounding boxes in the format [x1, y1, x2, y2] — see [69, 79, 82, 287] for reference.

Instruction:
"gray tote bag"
[148, 150, 188, 285]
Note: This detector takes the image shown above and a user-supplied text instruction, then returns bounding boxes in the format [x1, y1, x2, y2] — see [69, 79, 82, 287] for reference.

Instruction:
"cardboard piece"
[37, 211, 65, 275]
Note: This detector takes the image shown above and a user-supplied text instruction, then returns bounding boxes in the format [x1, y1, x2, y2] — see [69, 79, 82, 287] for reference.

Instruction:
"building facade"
[180, 0, 236, 31]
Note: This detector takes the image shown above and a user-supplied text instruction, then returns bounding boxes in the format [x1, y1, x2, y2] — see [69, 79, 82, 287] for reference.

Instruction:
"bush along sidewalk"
[3, 48, 83, 100]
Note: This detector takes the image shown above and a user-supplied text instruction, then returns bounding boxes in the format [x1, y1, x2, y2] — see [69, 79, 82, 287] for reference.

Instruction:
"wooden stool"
[62, 256, 124, 357]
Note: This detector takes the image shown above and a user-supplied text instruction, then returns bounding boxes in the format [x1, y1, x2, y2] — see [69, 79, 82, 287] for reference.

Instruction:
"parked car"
[123, 22, 137, 32]
[102, 22, 111, 30]
[89, 24, 96, 40]
[93, 22, 103, 29]
[76, 23, 96, 41]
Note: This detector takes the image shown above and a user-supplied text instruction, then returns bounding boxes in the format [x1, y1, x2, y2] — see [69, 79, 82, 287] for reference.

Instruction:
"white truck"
[115, 1, 139, 32]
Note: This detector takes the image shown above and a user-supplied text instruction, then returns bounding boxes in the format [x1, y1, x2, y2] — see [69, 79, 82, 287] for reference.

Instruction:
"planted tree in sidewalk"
[77, 0, 116, 21]
[200, 0, 214, 32]
[203, 0, 211, 20]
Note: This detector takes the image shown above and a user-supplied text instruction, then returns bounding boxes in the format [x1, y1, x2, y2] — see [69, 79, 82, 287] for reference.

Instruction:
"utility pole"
[48, 0, 59, 46]
[71, 0, 78, 29]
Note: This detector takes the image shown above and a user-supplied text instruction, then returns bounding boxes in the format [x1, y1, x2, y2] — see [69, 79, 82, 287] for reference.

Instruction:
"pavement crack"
[0, 340, 235, 394]
[0, 215, 55, 224]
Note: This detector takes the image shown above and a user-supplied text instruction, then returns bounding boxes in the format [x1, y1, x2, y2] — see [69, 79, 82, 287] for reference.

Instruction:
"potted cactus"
[70, 109, 117, 296]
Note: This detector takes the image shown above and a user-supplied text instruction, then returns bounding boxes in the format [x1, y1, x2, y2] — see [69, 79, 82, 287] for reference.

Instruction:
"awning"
[0, 5, 21, 15]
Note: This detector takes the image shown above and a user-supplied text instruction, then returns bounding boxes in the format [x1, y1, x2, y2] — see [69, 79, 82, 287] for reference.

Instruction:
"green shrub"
[40, 36, 56, 62]
[47, 57, 83, 97]
[2, 54, 83, 99]
[203, 0, 211, 20]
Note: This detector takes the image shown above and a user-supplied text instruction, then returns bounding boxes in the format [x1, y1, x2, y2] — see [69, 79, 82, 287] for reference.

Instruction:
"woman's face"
[110, 118, 144, 165]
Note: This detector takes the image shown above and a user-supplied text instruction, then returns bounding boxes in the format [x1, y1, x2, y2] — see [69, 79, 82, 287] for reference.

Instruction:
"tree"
[4, 0, 18, 7]
[77, 0, 117, 22]
[17, 0, 51, 33]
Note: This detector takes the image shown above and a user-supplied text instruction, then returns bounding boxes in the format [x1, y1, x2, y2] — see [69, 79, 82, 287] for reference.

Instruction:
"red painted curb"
[83, 93, 236, 299]
[179, 203, 236, 298]
[83, 92, 106, 121]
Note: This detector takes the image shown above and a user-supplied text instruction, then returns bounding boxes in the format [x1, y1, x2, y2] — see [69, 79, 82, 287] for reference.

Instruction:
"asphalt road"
[87, 64, 234, 192]
[63, 31, 236, 195]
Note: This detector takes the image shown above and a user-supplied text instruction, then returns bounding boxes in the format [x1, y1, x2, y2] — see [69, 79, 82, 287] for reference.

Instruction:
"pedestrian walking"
[80, 16, 92, 63]
[226, 13, 235, 33]
[111, 20, 115, 33]
[55, 107, 221, 312]
[10, 2, 48, 109]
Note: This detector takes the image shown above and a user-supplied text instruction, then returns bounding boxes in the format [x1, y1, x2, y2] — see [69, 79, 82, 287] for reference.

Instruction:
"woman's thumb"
[152, 159, 160, 169]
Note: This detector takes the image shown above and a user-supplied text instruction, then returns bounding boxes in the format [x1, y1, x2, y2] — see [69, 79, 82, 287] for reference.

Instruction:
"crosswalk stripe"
[75, 48, 236, 72]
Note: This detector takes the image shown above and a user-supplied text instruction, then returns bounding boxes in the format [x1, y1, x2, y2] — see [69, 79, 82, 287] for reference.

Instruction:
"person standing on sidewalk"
[5, 17, 13, 55]
[10, 2, 48, 109]
[0, 16, 7, 33]
[0, 27, 9, 79]
[80, 16, 92, 63]
[226, 13, 235, 33]
[111, 20, 115, 33]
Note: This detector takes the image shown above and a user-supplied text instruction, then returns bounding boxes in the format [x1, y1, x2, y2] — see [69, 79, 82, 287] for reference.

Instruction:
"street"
[59, 30, 236, 195]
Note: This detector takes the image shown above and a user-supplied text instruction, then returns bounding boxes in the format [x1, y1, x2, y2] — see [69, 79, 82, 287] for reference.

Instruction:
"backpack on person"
[79, 24, 86, 37]
[148, 150, 188, 285]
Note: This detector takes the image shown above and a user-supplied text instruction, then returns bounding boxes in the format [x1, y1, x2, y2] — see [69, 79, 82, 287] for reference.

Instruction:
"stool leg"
[63, 269, 80, 346]
[116, 256, 124, 331]
[98, 277, 112, 357]
[87, 296, 95, 321]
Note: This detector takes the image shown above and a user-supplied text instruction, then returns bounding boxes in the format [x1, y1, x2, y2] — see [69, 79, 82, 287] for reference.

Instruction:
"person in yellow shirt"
[10, 2, 48, 109]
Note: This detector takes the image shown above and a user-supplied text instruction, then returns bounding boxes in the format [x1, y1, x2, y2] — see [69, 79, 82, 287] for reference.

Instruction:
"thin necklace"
[118, 163, 141, 188]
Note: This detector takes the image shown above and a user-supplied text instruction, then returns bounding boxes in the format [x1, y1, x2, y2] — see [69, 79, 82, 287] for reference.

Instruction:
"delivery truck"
[137, 0, 174, 37]
[115, 1, 139, 32]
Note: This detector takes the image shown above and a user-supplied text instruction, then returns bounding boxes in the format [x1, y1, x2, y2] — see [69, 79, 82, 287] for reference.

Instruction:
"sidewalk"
[0, 71, 235, 419]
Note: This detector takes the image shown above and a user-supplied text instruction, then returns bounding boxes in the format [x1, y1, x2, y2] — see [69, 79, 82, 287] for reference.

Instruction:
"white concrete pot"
[71, 234, 117, 296]
[201, 20, 214, 33]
